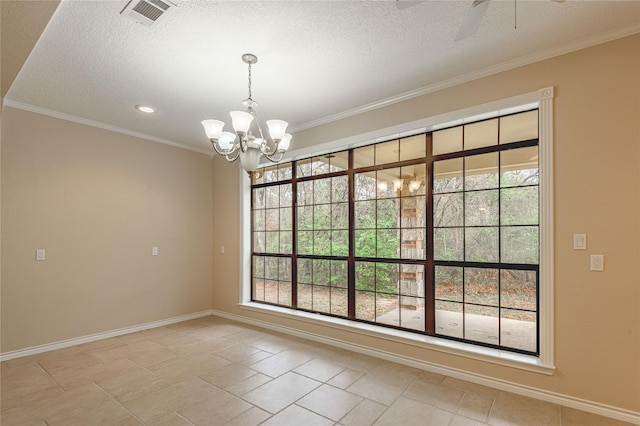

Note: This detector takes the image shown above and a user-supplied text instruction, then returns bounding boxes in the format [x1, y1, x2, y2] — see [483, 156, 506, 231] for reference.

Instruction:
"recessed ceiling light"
[135, 105, 155, 113]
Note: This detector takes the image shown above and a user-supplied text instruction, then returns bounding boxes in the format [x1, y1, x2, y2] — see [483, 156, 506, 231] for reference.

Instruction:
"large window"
[251, 109, 540, 355]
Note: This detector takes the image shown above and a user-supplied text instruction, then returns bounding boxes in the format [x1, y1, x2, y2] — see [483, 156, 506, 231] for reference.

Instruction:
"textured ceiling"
[4, 0, 640, 154]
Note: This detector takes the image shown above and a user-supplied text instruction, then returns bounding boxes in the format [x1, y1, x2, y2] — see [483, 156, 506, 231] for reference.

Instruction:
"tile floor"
[0, 316, 632, 425]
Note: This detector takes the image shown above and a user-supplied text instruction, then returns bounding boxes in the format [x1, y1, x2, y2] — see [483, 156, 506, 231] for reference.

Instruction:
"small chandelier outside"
[201, 53, 291, 173]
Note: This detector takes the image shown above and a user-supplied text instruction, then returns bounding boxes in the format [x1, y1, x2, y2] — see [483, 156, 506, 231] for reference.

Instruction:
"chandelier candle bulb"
[201, 53, 292, 174]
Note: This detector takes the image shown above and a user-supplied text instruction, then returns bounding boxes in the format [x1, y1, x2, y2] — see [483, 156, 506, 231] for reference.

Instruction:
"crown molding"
[290, 24, 639, 133]
[2, 99, 212, 155]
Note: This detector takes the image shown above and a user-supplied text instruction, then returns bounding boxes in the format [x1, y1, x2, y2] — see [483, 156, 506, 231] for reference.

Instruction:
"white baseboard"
[0, 310, 214, 362]
[211, 309, 640, 425]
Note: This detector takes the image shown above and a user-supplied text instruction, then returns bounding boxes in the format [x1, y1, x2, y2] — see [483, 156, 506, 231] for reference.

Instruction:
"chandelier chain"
[247, 62, 253, 101]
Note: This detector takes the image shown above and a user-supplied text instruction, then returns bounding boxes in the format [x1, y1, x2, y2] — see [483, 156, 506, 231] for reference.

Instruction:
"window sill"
[238, 302, 555, 375]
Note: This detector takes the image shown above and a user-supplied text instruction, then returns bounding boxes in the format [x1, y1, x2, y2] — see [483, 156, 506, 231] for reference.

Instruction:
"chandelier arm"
[260, 140, 279, 157]
[211, 140, 237, 157]
[224, 151, 241, 162]
[263, 151, 285, 163]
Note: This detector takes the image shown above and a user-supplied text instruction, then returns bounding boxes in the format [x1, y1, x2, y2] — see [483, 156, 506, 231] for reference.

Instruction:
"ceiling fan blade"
[396, 0, 425, 10]
[455, 0, 491, 41]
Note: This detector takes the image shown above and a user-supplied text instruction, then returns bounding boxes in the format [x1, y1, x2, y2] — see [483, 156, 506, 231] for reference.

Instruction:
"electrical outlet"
[590, 254, 604, 271]
[152, 247, 158, 256]
[36, 249, 46, 261]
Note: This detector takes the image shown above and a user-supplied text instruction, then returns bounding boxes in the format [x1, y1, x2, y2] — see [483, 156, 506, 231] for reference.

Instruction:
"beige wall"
[212, 34, 640, 412]
[1, 108, 213, 352]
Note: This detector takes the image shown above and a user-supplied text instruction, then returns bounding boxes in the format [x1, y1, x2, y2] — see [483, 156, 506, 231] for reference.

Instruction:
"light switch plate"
[573, 234, 587, 250]
[36, 249, 46, 261]
[152, 247, 158, 256]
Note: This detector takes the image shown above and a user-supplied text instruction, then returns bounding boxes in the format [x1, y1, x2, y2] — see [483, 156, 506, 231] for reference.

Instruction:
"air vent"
[120, 0, 175, 26]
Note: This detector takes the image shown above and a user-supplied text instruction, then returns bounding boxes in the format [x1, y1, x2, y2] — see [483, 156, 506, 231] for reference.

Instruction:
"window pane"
[501, 187, 538, 225]
[434, 158, 463, 193]
[332, 203, 349, 229]
[400, 298, 425, 332]
[296, 158, 313, 178]
[356, 290, 375, 321]
[280, 183, 292, 206]
[465, 227, 499, 262]
[501, 309, 536, 352]
[377, 198, 399, 228]
[500, 269, 537, 311]
[433, 126, 462, 155]
[278, 164, 292, 181]
[265, 186, 280, 208]
[400, 264, 424, 298]
[375, 140, 399, 165]
[355, 200, 376, 229]
[376, 263, 398, 294]
[501, 226, 539, 264]
[401, 229, 425, 259]
[435, 266, 463, 302]
[355, 172, 377, 201]
[297, 231, 313, 255]
[280, 207, 292, 230]
[464, 119, 498, 150]
[332, 176, 349, 203]
[265, 257, 279, 280]
[313, 230, 331, 256]
[464, 268, 499, 306]
[434, 228, 464, 261]
[331, 261, 348, 288]
[355, 229, 376, 258]
[298, 283, 312, 309]
[377, 168, 401, 199]
[313, 285, 330, 313]
[376, 294, 399, 326]
[261, 165, 279, 183]
[355, 262, 375, 291]
[436, 300, 463, 338]
[297, 258, 312, 284]
[331, 230, 349, 256]
[265, 231, 279, 253]
[401, 196, 426, 228]
[501, 147, 539, 187]
[297, 181, 313, 206]
[253, 277, 265, 301]
[314, 204, 331, 229]
[353, 145, 375, 169]
[280, 231, 292, 254]
[377, 228, 399, 258]
[329, 150, 349, 172]
[254, 187, 265, 209]
[254, 209, 265, 231]
[465, 153, 499, 190]
[314, 178, 331, 204]
[297, 206, 313, 230]
[331, 288, 348, 317]
[465, 305, 499, 345]
[312, 156, 331, 176]
[265, 208, 279, 231]
[401, 163, 426, 196]
[433, 193, 463, 227]
[465, 190, 499, 226]
[254, 232, 265, 252]
[313, 259, 330, 286]
[500, 110, 538, 144]
[399, 134, 426, 161]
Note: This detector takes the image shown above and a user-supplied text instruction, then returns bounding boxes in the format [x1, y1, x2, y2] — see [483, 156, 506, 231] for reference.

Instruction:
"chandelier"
[201, 53, 291, 173]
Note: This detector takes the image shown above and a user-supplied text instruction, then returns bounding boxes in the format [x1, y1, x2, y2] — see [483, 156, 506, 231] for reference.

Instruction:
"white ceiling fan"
[396, 0, 565, 41]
